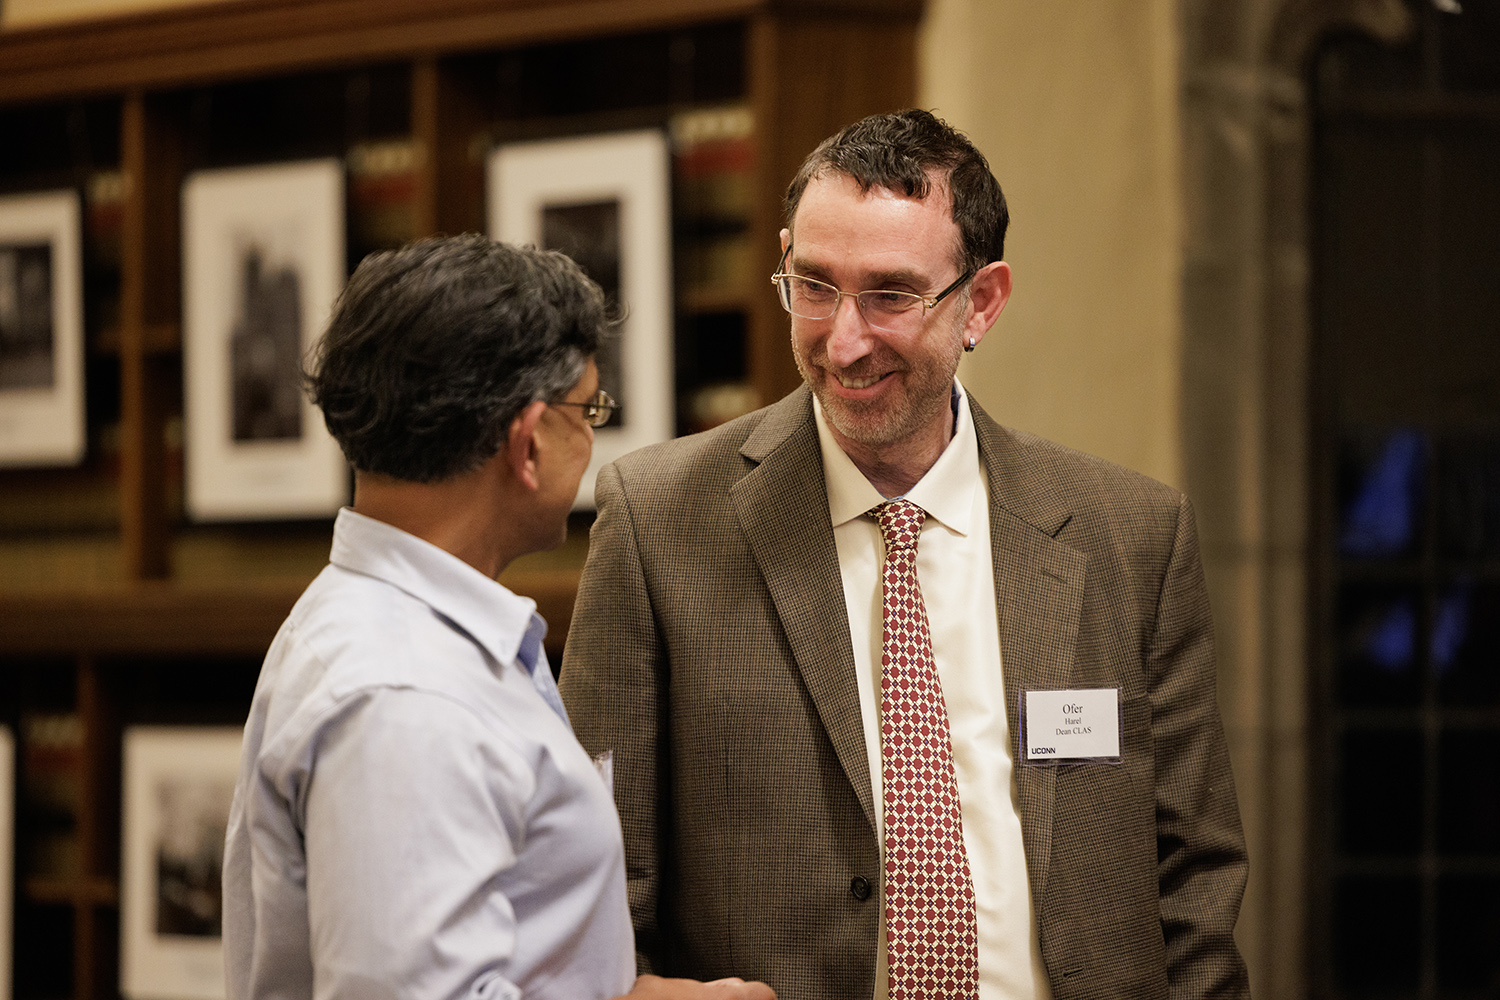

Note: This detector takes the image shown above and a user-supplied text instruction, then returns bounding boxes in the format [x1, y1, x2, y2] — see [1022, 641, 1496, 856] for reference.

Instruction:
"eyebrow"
[789, 252, 933, 291]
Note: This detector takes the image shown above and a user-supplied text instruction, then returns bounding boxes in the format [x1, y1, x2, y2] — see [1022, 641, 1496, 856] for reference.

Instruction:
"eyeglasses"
[551, 389, 619, 428]
[770, 244, 972, 334]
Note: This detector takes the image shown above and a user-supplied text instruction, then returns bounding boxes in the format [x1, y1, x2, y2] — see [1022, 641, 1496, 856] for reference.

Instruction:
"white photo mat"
[488, 130, 674, 508]
[121, 725, 243, 1000]
[0, 725, 12, 1000]
[182, 160, 348, 520]
[0, 190, 84, 467]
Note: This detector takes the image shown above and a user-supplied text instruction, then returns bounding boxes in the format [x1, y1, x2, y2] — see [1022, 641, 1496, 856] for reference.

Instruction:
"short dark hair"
[308, 234, 607, 483]
[783, 108, 1009, 273]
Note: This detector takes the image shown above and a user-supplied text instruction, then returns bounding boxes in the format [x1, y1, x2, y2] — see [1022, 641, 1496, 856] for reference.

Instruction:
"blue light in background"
[1341, 429, 1425, 557]
[1431, 584, 1472, 676]
[1366, 600, 1417, 673]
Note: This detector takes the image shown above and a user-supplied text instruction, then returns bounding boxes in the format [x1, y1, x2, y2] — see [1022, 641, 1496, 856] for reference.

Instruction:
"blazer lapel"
[971, 398, 1086, 898]
[731, 388, 876, 833]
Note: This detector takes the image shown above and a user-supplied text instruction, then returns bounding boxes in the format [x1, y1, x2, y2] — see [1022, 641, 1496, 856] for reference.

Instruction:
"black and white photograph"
[152, 774, 233, 938]
[489, 130, 673, 507]
[121, 726, 243, 1000]
[0, 191, 84, 467]
[540, 199, 624, 428]
[182, 160, 348, 521]
[229, 247, 304, 443]
[0, 243, 54, 390]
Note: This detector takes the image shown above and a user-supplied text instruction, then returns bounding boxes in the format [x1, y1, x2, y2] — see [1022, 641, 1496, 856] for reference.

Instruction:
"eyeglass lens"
[585, 390, 616, 427]
[776, 276, 927, 332]
[553, 390, 617, 427]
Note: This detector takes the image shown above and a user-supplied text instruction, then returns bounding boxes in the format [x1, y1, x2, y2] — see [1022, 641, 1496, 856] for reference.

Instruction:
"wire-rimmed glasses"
[551, 389, 619, 428]
[770, 244, 972, 334]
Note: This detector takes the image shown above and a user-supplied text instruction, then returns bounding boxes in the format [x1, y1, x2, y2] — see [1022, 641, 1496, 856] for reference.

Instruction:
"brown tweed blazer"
[560, 386, 1250, 1000]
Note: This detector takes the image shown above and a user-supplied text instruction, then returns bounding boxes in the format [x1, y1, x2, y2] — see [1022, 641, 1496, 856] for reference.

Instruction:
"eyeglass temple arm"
[924, 269, 974, 307]
[771, 243, 792, 281]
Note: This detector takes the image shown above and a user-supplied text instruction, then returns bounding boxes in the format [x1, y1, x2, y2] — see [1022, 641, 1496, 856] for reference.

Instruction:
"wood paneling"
[0, 3, 920, 993]
[0, 0, 921, 102]
[747, 13, 919, 403]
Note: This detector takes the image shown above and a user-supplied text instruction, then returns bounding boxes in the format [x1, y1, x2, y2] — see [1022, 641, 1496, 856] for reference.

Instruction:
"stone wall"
[924, 0, 1186, 490]
[927, 1, 1415, 995]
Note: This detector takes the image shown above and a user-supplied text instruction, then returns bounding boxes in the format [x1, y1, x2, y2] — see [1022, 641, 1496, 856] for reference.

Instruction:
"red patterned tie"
[876, 499, 979, 1000]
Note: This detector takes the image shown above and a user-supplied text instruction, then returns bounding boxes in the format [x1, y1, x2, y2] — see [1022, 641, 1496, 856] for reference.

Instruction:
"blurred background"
[0, 0, 1496, 998]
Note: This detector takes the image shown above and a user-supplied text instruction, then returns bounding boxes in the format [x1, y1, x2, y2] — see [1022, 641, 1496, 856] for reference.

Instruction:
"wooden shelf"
[0, 570, 581, 659]
[0, 583, 307, 657]
[25, 876, 120, 908]
[93, 322, 179, 357]
[0, 1, 919, 995]
[0, 0, 922, 102]
[679, 285, 755, 316]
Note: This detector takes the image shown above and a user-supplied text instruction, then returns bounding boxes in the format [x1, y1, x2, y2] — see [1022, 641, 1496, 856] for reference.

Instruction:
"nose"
[823, 293, 874, 369]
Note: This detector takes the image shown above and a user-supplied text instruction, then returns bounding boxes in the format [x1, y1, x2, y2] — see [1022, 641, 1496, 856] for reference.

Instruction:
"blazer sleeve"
[1150, 494, 1251, 999]
[558, 461, 668, 975]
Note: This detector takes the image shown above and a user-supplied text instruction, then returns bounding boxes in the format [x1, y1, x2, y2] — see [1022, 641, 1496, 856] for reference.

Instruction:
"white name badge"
[1021, 688, 1122, 764]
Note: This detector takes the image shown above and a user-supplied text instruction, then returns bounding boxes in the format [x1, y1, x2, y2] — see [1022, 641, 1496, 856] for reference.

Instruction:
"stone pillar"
[1178, 1, 1411, 995]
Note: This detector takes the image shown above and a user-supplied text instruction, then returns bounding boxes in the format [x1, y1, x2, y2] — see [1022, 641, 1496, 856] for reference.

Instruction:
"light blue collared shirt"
[223, 508, 634, 1000]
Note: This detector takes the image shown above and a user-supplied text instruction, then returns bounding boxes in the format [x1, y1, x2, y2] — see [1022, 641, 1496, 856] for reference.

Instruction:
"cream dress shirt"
[814, 381, 1052, 1000]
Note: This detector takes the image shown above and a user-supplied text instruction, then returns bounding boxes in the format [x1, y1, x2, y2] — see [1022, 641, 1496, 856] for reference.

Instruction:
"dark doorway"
[1311, 2, 1500, 997]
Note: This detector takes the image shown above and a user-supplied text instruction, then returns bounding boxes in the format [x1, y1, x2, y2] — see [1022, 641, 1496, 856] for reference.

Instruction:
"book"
[671, 105, 754, 303]
[20, 711, 83, 879]
[347, 139, 420, 258]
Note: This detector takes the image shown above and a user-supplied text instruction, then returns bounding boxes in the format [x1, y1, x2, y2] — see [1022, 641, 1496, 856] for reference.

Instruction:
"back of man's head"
[309, 234, 606, 483]
[783, 108, 1008, 274]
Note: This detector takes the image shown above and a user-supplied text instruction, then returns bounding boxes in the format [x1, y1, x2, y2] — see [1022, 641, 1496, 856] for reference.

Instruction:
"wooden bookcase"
[0, 0, 919, 996]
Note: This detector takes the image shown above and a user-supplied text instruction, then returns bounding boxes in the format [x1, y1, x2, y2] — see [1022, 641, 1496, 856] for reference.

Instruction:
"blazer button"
[849, 876, 872, 901]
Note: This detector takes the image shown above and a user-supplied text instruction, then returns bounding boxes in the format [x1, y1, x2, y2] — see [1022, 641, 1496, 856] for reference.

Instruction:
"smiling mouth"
[835, 372, 885, 390]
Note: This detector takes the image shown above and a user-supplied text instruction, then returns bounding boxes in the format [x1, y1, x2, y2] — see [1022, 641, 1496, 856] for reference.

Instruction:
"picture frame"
[182, 160, 348, 521]
[120, 726, 243, 1000]
[0, 190, 84, 467]
[488, 130, 674, 508]
[0, 725, 12, 1000]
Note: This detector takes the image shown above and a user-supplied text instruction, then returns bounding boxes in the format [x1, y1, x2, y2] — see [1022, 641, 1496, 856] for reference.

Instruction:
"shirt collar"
[813, 379, 980, 536]
[328, 507, 547, 674]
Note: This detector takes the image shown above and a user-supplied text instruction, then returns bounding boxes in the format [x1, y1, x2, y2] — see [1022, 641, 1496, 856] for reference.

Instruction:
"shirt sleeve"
[298, 686, 534, 1000]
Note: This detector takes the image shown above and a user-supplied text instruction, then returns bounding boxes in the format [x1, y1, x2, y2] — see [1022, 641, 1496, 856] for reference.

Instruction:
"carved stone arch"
[1267, 0, 1412, 72]
[1177, 1, 1414, 997]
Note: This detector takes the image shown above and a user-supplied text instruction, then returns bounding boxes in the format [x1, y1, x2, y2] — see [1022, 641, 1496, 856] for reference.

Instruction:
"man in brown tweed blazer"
[561, 110, 1250, 1000]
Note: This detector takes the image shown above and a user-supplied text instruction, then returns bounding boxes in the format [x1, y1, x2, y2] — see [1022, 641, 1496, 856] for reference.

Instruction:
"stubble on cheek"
[792, 329, 961, 451]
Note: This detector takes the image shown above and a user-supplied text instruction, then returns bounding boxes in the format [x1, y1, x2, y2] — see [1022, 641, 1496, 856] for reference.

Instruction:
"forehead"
[567, 356, 600, 399]
[789, 172, 961, 278]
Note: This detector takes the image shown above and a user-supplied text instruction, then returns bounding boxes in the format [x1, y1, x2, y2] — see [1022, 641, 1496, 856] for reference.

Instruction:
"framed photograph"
[182, 160, 348, 520]
[121, 726, 243, 1000]
[488, 130, 673, 508]
[0, 725, 12, 1000]
[0, 190, 84, 467]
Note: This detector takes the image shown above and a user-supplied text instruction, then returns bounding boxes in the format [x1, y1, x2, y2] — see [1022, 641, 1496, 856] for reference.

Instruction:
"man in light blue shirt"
[223, 235, 774, 1000]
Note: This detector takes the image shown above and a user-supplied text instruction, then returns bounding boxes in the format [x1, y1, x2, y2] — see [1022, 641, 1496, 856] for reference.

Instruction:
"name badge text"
[1022, 688, 1122, 764]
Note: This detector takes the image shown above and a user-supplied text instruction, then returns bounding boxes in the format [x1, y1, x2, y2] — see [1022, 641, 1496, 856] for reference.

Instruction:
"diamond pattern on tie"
[876, 499, 978, 1000]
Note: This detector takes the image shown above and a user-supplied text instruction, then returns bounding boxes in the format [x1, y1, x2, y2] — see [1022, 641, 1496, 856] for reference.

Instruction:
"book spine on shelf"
[20, 712, 84, 879]
[671, 105, 755, 303]
[347, 140, 420, 259]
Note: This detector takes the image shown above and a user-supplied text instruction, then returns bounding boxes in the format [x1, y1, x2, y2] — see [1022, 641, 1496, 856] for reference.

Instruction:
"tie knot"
[875, 499, 926, 551]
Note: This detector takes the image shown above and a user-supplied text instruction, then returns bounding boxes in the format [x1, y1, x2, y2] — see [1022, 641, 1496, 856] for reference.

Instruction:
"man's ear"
[505, 400, 550, 492]
[963, 259, 1012, 349]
